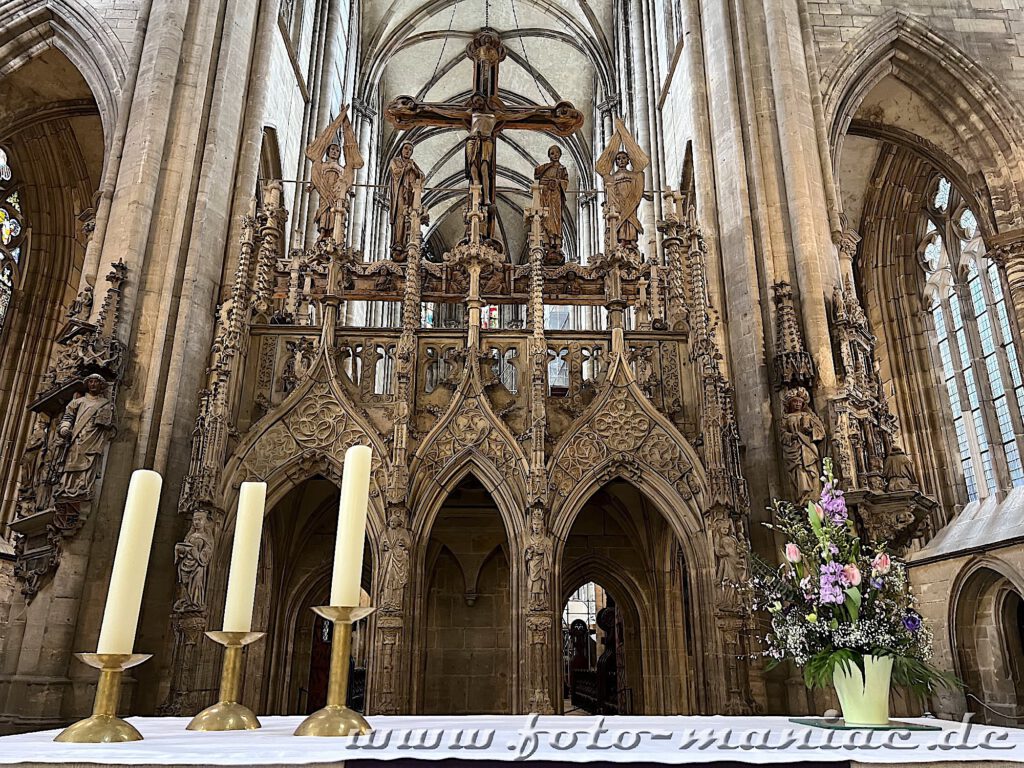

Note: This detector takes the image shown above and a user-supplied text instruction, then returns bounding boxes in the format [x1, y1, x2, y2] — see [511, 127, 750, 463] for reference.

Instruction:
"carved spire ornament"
[771, 281, 815, 390]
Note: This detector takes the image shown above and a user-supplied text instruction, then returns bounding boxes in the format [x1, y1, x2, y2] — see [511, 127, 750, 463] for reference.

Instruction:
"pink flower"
[784, 543, 802, 563]
[813, 504, 825, 520]
[843, 563, 862, 586]
[872, 553, 891, 575]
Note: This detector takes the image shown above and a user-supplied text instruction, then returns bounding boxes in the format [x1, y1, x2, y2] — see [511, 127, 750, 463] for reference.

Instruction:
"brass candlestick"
[294, 605, 375, 737]
[186, 631, 266, 731]
[54, 653, 152, 743]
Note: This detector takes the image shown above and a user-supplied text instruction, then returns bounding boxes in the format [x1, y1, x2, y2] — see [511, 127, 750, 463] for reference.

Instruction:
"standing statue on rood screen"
[596, 117, 651, 252]
[306, 109, 364, 239]
[389, 141, 425, 259]
[534, 145, 570, 263]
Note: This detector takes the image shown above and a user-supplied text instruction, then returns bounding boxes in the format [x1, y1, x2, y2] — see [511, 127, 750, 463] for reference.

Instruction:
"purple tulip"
[902, 612, 922, 632]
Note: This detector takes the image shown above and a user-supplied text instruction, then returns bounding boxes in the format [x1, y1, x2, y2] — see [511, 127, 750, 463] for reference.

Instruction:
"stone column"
[990, 239, 1024, 346]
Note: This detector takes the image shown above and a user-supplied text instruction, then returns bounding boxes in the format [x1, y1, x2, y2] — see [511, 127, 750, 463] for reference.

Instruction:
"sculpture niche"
[385, 28, 583, 252]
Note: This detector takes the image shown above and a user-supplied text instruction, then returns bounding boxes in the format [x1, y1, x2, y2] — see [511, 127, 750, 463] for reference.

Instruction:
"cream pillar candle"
[96, 469, 163, 655]
[330, 445, 372, 606]
[222, 481, 267, 632]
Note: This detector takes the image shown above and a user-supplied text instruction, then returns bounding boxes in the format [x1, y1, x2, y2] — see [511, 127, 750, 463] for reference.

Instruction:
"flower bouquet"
[750, 460, 954, 725]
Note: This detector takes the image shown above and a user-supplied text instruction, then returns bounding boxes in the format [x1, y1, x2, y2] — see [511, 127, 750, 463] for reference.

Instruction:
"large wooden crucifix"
[384, 28, 584, 253]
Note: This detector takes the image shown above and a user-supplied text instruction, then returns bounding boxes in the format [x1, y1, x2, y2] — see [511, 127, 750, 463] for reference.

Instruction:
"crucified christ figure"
[384, 28, 583, 252]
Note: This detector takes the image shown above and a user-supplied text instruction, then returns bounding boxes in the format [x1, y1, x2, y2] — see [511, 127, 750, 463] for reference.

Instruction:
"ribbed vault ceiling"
[360, 0, 613, 262]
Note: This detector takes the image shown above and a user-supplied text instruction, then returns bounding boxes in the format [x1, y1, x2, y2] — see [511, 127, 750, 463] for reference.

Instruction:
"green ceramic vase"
[831, 654, 893, 726]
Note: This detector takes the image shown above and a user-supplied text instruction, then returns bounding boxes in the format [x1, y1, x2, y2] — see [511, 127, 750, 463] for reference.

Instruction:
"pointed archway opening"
[218, 475, 373, 715]
[954, 566, 1024, 726]
[558, 479, 695, 715]
[421, 474, 513, 714]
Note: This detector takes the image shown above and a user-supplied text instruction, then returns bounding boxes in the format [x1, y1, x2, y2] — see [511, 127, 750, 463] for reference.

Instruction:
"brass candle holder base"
[187, 631, 265, 732]
[294, 605, 375, 737]
[54, 653, 152, 743]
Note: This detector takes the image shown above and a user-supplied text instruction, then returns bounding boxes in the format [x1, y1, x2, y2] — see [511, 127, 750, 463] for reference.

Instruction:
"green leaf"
[844, 586, 862, 622]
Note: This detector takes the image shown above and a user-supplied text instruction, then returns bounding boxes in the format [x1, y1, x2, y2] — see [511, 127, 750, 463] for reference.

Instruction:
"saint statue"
[524, 507, 552, 612]
[883, 445, 919, 492]
[779, 386, 826, 504]
[711, 512, 747, 586]
[55, 374, 115, 500]
[67, 283, 94, 321]
[174, 511, 214, 613]
[388, 141, 425, 259]
[380, 514, 412, 612]
[596, 117, 651, 251]
[17, 419, 50, 510]
[534, 145, 569, 262]
[305, 109, 364, 239]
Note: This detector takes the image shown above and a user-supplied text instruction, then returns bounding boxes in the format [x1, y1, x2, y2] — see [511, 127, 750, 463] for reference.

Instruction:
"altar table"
[0, 715, 1021, 768]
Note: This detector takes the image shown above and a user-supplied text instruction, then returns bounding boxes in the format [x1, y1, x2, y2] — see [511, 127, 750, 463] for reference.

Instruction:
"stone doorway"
[562, 582, 634, 714]
[557, 479, 694, 714]
[420, 474, 513, 714]
[954, 564, 1024, 725]
[234, 475, 374, 715]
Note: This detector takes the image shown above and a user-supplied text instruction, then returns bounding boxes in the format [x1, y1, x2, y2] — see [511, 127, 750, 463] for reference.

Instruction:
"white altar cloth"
[0, 715, 1021, 767]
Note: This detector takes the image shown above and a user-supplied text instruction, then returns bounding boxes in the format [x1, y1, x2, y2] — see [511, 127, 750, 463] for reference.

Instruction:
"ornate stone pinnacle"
[771, 281, 815, 390]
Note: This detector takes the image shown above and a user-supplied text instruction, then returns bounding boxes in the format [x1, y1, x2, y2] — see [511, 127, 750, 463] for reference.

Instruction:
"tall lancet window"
[0, 147, 24, 336]
[921, 176, 1024, 501]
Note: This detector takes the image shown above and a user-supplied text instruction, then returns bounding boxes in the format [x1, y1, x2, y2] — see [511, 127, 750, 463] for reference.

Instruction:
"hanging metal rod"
[258, 178, 675, 196]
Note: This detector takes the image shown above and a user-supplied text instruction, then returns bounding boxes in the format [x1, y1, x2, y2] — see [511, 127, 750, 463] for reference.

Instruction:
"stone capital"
[988, 239, 1024, 269]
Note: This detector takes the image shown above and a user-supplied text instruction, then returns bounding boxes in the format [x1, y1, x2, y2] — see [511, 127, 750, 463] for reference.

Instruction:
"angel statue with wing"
[596, 117, 651, 251]
[305, 107, 364, 239]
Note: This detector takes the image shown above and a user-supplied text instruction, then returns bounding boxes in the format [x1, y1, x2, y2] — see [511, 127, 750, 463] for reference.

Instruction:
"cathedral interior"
[1, 0, 1024, 732]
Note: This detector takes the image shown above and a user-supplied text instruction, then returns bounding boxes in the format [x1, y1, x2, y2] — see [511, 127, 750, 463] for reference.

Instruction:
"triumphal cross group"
[146, 24, 757, 721]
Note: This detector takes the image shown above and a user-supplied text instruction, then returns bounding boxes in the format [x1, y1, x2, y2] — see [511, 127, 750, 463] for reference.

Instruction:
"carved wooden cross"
[384, 28, 583, 252]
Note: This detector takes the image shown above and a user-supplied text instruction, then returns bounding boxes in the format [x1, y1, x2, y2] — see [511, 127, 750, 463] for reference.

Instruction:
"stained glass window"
[0, 145, 24, 336]
[922, 175, 1024, 501]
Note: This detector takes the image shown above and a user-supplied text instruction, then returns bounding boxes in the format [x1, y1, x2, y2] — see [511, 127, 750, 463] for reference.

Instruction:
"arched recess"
[546, 356, 716, 713]
[554, 478, 703, 715]
[951, 558, 1024, 725]
[199, 474, 380, 716]
[824, 10, 1024, 233]
[413, 473, 517, 714]
[855, 144, 965, 528]
[0, 0, 126, 144]
[0, 39, 108, 530]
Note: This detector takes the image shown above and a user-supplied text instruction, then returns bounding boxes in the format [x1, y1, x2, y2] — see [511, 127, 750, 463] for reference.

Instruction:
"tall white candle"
[330, 445, 372, 606]
[222, 482, 267, 633]
[96, 470, 163, 655]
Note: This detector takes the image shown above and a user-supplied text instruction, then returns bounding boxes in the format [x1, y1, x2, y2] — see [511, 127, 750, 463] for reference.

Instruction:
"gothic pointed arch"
[547, 354, 708, 541]
[409, 359, 530, 542]
[823, 10, 1024, 231]
[0, 0, 128, 143]
[220, 349, 391, 533]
